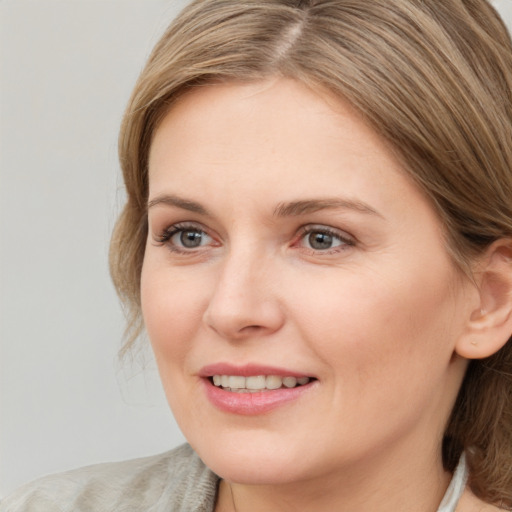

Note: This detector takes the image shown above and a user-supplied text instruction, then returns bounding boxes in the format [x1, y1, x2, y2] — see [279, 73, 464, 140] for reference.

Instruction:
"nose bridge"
[203, 240, 283, 339]
[219, 241, 261, 296]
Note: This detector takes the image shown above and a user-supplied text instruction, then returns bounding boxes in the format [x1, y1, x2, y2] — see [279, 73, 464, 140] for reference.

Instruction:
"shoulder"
[0, 444, 219, 512]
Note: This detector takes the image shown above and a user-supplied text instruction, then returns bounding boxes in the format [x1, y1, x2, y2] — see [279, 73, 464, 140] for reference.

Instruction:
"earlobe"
[456, 240, 512, 359]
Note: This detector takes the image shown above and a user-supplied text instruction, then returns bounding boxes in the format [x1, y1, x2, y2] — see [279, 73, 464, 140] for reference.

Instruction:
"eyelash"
[156, 222, 213, 254]
[296, 225, 355, 254]
[155, 222, 355, 255]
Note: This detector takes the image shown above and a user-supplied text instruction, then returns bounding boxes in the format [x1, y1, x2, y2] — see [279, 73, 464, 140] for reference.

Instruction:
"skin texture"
[142, 78, 485, 511]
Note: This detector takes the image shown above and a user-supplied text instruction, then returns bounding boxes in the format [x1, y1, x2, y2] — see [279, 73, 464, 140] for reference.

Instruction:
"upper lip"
[198, 363, 314, 379]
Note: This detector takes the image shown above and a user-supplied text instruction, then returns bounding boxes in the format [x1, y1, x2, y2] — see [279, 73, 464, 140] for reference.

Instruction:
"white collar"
[437, 454, 468, 512]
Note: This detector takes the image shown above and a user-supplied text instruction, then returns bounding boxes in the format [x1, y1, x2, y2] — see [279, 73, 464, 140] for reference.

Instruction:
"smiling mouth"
[209, 375, 314, 393]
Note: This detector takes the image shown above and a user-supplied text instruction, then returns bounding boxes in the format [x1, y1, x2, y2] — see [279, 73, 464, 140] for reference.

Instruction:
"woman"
[3, 0, 512, 510]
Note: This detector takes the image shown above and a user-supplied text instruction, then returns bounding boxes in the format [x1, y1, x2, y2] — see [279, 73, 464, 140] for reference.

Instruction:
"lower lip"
[202, 378, 316, 415]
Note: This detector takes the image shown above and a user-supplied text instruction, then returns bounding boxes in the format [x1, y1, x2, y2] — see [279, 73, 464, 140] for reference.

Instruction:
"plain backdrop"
[1, 0, 512, 499]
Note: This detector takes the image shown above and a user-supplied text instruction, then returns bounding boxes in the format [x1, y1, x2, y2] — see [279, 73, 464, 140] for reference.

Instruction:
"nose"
[202, 247, 285, 341]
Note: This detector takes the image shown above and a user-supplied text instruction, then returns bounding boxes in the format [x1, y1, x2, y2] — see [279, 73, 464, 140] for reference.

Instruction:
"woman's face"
[142, 78, 473, 485]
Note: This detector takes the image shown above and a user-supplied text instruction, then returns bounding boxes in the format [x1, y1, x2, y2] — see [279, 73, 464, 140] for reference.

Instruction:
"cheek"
[289, 260, 461, 386]
[140, 260, 207, 366]
[286, 265, 464, 449]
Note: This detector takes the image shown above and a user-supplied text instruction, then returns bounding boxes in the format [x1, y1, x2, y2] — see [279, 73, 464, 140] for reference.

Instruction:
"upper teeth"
[212, 375, 310, 392]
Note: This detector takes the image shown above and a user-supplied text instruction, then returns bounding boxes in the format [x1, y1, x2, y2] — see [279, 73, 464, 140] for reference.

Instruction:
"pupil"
[309, 232, 333, 250]
[181, 230, 202, 248]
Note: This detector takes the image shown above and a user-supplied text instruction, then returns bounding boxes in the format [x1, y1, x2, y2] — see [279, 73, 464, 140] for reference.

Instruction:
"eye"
[297, 226, 354, 252]
[157, 223, 214, 251]
[172, 228, 210, 248]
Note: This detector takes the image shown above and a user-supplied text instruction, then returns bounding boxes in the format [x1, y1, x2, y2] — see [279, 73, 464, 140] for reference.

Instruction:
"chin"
[189, 433, 314, 485]
[203, 454, 307, 485]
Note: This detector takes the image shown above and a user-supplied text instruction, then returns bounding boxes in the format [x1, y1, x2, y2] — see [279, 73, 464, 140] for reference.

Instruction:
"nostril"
[242, 325, 264, 332]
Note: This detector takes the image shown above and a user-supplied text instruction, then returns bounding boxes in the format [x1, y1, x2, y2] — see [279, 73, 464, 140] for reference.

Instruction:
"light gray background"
[1, 0, 511, 499]
[0, 0, 190, 497]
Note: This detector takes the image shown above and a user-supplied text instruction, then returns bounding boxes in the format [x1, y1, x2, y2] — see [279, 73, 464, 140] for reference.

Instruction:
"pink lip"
[199, 363, 317, 415]
[199, 362, 313, 378]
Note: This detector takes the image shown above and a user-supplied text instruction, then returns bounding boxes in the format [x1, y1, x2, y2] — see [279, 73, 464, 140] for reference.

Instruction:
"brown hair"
[110, 0, 512, 505]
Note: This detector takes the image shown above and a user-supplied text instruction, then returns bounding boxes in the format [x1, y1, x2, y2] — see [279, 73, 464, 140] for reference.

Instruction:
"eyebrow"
[273, 198, 382, 218]
[147, 194, 382, 219]
[147, 194, 210, 215]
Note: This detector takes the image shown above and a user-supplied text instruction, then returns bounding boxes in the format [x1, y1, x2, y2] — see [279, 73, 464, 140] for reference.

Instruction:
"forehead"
[147, 78, 431, 224]
[150, 78, 391, 157]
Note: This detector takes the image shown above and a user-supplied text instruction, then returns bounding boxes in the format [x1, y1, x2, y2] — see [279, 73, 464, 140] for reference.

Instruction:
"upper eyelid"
[166, 223, 210, 238]
[298, 224, 356, 241]
[159, 221, 208, 235]
[167, 221, 206, 231]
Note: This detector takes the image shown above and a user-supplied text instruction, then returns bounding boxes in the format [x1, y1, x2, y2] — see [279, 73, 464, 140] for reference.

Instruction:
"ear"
[456, 239, 512, 359]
